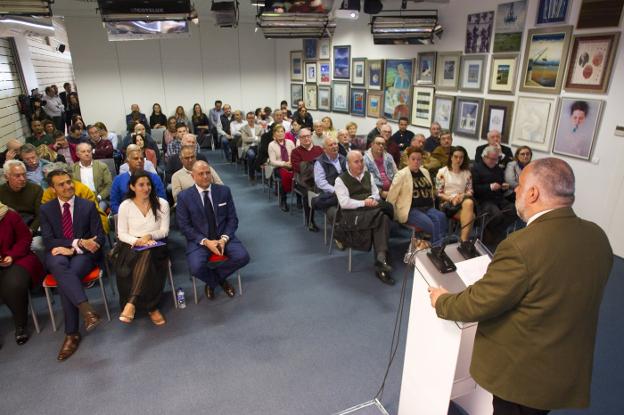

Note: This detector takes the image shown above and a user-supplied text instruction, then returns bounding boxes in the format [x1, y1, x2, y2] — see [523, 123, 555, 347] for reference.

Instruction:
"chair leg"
[348, 248, 352, 272]
[237, 272, 242, 296]
[104, 256, 116, 297]
[328, 212, 338, 255]
[28, 292, 41, 334]
[97, 276, 111, 322]
[168, 261, 177, 309]
[44, 286, 57, 332]
[324, 214, 328, 245]
[192, 276, 199, 304]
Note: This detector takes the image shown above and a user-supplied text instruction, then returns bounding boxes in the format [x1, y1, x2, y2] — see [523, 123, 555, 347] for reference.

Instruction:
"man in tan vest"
[429, 157, 613, 414]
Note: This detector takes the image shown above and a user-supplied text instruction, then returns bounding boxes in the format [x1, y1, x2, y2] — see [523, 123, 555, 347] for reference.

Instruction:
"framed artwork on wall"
[433, 95, 455, 131]
[333, 45, 351, 79]
[411, 86, 435, 128]
[352, 58, 366, 86]
[577, 0, 624, 29]
[318, 86, 331, 111]
[304, 84, 318, 111]
[290, 83, 303, 108]
[290, 51, 303, 81]
[331, 81, 350, 113]
[564, 32, 620, 93]
[459, 54, 486, 92]
[465, 11, 495, 53]
[383, 59, 413, 121]
[552, 97, 604, 160]
[488, 53, 519, 94]
[536, 0, 570, 24]
[481, 100, 515, 143]
[435, 52, 462, 91]
[366, 59, 384, 90]
[493, 0, 527, 53]
[318, 60, 331, 85]
[367, 91, 384, 118]
[453, 97, 484, 138]
[351, 88, 366, 117]
[318, 38, 331, 59]
[519, 25, 573, 94]
[303, 39, 318, 60]
[305, 62, 317, 83]
[415, 52, 436, 85]
[510, 95, 558, 152]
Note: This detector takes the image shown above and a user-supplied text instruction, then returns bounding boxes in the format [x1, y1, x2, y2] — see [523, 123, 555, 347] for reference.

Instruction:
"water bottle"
[176, 288, 186, 309]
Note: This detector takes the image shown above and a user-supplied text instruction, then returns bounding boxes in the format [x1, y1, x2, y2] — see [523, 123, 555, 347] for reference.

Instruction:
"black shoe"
[307, 222, 319, 232]
[15, 326, 29, 345]
[205, 285, 216, 300]
[376, 270, 395, 285]
[374, 260, 393, 273]
[280, 200, 289, 212]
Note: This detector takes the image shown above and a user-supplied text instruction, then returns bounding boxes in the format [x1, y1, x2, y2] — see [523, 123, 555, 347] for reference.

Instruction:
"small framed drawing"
[367, 91, 384, 118]
[331, 81, 350, 113]
[303, 39, 318, 60]
[318, 38, 331, 59]
[481, 100, 514, 142]
[411, 86, 435, 128]
[366, 59, 384, 90]
[435, 52, 462, 91]
[453, 97, 484, 138]
[318, 60, 331, 85]
[290, 51, 303, 82]
[519, 26, 573, 94]
[488, 53, 519, 94]
[351, 88, 366, 117]
[305, 62, 317, 83]
[333, 45, 351, 79]
[552, 97, 604, 160]
[433, 95, 456, 131]
[510, 95, 558, 152]
[415, 52, 436, 85]
[465, 11, 495, 53]
[352, 58, 366, 86]
[564, 32, 620, 94]
[459, 54, 486, 92]
[536, 0, 569, 24]
[318, 86, 331, 111]
[304, 84, 318, 111]
[291, 84, 303, 108]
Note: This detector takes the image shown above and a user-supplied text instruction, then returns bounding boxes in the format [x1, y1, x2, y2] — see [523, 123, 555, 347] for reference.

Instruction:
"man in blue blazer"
[176, 160, 250, 300]
[40, 169, 106, 361]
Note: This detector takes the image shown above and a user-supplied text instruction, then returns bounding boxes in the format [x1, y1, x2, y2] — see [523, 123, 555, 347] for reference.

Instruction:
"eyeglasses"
[299, 134, 311, 138]
[518, 152, 531, 156]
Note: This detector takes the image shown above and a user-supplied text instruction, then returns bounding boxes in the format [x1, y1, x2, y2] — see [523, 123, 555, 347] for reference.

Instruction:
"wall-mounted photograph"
[433, 95, 455, 131]
[331, 81, 350, 113]
[318, 86, 331, 111]
[352, 58, 366, 86]
[291, 83, 303, 107]
[493, 0, 527, 52]
[435, 52, 462, 91]
[488, 53, 519, 94]
[305, 62, 317, 83]
[481, 100, 514, 143]
[552, 98, 604, 160]
[459, 54, 486, 92]
[318, 38, 331, 59]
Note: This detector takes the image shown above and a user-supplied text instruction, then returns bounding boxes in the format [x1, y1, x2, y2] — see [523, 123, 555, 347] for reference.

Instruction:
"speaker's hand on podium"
[428, 286, 448, 308]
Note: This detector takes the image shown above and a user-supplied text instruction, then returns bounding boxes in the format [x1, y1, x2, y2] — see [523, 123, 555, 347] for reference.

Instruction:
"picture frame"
[488, 53, 519, 94]
[519, 25, 573, 94]
[290, 83, 303, 108]
[318, 38, 331, 59]
[350, 88, 367, 117]
[411, 86, 435, 128]
[433, 94, 456, 131]
[493, 0, 527, 53]
[435, 52, 462, 91]
[536, 0, 570, 25]
[465, 11, 495, 53]
[318, 86, 331, 111]
[366, 91, 384, 118]
[304, 84, 318, 111]
[552, 97, 604, 160]
[510, 95, 558, 152]
[415, 52, 436, 85]
[303, 39, 318, 60]
[331, 81, 350, 113]
[453, 97, 484, 139]
[366, 59, 384, 90]
[305, 61, 317, 83]
[351, 58, 366, 86]
[333, 45, 351, 79]
[290, 51, 303, 82]
[564, 32, 620, 93]
[459, 54, 487, 92]
[318, 60, 331, 85]
[481, 99, 515, 143]
[383, 59, 413, 121]
[577, 0, 624, 29]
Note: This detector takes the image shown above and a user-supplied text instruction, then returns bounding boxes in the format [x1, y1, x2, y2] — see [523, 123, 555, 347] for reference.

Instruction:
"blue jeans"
[221, 136, 231, 159]
[407, 207, 448, 246]
[246, 147, 257, 179]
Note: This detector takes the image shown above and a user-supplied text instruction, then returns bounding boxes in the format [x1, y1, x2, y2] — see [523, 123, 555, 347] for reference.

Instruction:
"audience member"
[364, 136, 398, 199]
[174, 105, 192, 132]
[191, 103, 211, 148]
[218, 104, 235, 162]
[430, 130, 453, 172]
[0, 160, 43, 233]
[50, 131, 78, 165]
[321, 116, 337, 140]
[36, 136, 65, 164]
[268, 124, 295, 212]
[345, 121, 366, 150]
[163, 116, 178, 153]
[132, 133, 157, 167]
[66, 123, 87, 146]
[86, 124, 114, 159]
[126, 104, 150, 133]
[65, 93, 81, 132]
[121, 124, 160, 163]
[291, 128, 323, 231]
[399, 134, 439, 171]
[336, 129, 353, 156]
[311, 121, 326, 147]
[59, 82, 71, 109]
[167, 122, 189, 161]
[505, 146, 533, 199]
[380, 124, 401, 165]
[273, 109, 291, 133]
[20, 144, 50, 188]
[42, 86, 64, 132]
[208, 100, 224, 131]
[293, 106, 313, 129]
[0, 139, 23, 165]
[94, 122, 118, 149]
[165, 133, 207, 182]
[230, 110, 245, 159]
[171, 145, 223, 202]
[150, 103, 167, 129]
[26, 120, 52, 146]
[366, 118, 387, 147]
[42, 119, 56, 138]
[280, 100, 293, 119]
[72, 143, 113, 211]
[30, 96, 50, 122]
[475, 129, 513, 168]
[285, 118, 301, 144]
[424, 121, 442, 152]
[391, 117, 415, 150]
[240, 112, 263, 183]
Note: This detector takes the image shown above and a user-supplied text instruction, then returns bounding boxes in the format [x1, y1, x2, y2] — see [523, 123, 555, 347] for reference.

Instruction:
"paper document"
[455, 255, 491, 287]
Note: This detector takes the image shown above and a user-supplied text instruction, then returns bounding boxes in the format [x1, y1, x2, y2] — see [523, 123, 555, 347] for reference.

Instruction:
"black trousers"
[493, 396, 550, 415]
[0, 264, 31, 328]
[481, 198, 517, 249]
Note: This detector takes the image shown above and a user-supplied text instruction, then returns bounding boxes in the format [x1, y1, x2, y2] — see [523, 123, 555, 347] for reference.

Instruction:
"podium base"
[334, 398, 390, 415]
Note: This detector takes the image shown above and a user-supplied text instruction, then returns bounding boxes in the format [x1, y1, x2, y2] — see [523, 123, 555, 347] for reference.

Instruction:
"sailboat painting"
[520, 26, 572, 94]
[494, 0, 527, 52]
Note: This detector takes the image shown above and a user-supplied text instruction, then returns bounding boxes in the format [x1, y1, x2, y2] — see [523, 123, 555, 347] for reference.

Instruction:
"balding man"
[475, 129, 513, 169]
[125, 104, 149, 133]
[398, 134, 439, 171]
[72, 143, 112, 211]
[176, 161, 250, 300]
[165, 133, 208, 182]
[0, 138, 23, 165]
[311, 121, 326, 147]
[313, 135, 347, 215]
[366, 118, 387, 147]
[171, 145, 223, 202]
[0, 160, 43, 233]
[430, 158, 613, 415]
[424, 121, 442, 152]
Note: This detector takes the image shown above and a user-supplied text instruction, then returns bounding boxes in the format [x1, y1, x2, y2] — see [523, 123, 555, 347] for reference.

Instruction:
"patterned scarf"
[278, 141, 289, 162]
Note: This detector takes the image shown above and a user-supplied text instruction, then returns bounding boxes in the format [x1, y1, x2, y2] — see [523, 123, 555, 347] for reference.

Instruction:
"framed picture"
[303, 39, 318, 60]
[318, 38, 331, 59]
[435, 52, 462, 91]
[331, 81, 350, 113]
[577, 0, 624, 29]
[465, 11, 495, 53]
[564, 32, 620, 93]
[366, 59, 384, 90]
[488, 53, 519, 94]
[415, 52, 436, 85]
[411, 86, 435, 128]
[510, 95, 558, 152]
[367, 91, 384, 118]
[318, 86, 331, 111]
[333, 45, 351, 79]
[305, 62, 317, 83]
[481, 100, 515, 143]
[459, 54, 486, 92]
[352, 58, 366, 86]
[493, 0, 527, 53]
[290, 83, 303, 107]
[383, 59, 413, 121]
[290, 51, 303, 82]
[318, 60, 331, 85]
[453, 97, 484, 138]
[536, 0, 570, 24]
[519, 25, 573, 94]
[350, 88, 366, 117]
[552, 97, 604, 160]
[304, 84, 318, 111]
[433, 94, 456, 131]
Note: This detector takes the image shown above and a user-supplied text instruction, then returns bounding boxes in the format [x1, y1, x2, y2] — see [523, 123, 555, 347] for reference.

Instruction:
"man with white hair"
[0, 159, 43, 233]
[430, 158, 613, 415]
[366, 118, 387, 147]
[72, 143, 112, 211]
[311, 121, 326, 147]
[475, 129, 513, 168]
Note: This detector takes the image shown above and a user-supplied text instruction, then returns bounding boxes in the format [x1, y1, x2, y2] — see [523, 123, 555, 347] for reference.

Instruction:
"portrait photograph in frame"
[333, 45, 351, 79]
[577, 0, 624, 29]
[290, 51, 303, 82]
[318, 86, 331, 111]
[352, 58, 366, 86]
[493, 0, 527, 52]
[488, 53, 519, 94]
[519, 25, 573, 94]
[459, 54, 486, 92]
[305, 61, 317, 83]
[350, 88, 367, 117]
[435, 52, 462, 91]
[453, 97, 484, 138]
[552, 97, 604, 160]
[510, 95, 558, 152]
[318, 60, 331, 85]
[433, 94, 455, 131]
[304, 84, 318, 111]
[416, 52, 436, 85]
[411, 86, 435, 128]
[536, 0, 570, 24]
[383, 59, 413, 121]
[481, 99, 515, 143]
[465, 11, 495, 53]
[318, 38, 331, 59]
[303, 39, 318, 60]
[331, 81, 350, 113]
[366, 59, 384, 90]
[564, 32, 620, 93]
[290, 83, 303, 108]
[367, 91, 384, 118]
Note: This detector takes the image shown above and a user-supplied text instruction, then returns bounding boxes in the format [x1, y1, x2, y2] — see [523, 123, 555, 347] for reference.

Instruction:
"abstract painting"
[303, 39, 318, 60]
[350, 88, 366, 117]
[536, 0, 569, 24]
[564, 32, 620, 93]
[465, 11, 495, 53]
[333, 45, 351, 79]
[318, 60, 331, 85]
[367, 91, 384, 118]
[411, 86, 435, 128]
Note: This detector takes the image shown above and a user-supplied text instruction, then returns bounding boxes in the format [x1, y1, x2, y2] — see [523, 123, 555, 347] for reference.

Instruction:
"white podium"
[398, 242, 493, 415]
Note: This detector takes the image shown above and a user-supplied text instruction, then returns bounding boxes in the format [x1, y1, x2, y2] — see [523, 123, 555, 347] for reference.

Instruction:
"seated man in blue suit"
[176, 160, 250, 300]
[40, 169, 106, 361]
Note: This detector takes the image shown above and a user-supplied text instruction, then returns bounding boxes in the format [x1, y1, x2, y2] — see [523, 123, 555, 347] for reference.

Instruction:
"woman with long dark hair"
[64, 93, 81, 132]
[150, 103, 167, 129]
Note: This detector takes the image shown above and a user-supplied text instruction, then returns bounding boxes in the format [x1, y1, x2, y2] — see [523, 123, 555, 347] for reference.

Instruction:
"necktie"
[203, 190, 218, 240]
[62, 202, 73, 239]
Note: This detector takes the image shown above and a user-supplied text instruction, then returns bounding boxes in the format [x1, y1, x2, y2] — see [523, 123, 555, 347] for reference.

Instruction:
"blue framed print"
[350, 88, 366, 117]
[333, 45, 351, 79]
[536, 0, 569, 24]
[303, 39, 318, 60]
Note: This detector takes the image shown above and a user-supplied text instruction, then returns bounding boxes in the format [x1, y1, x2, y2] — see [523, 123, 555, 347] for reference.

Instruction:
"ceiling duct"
[0, 0, 52, 16]
[371, 10, 443, 45]
[0, 15, 55, 37]
[212, 1, 239, 27]
[257, 12, 335, 39]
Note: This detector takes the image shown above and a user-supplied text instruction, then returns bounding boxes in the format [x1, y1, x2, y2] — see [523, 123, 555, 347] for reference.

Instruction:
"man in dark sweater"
[424, 121, 441, 153]
[0, 159, 43, 233]
[391, 117, 415, 151]
[366, 118, 388, 148]
[474, 129, 514, 169]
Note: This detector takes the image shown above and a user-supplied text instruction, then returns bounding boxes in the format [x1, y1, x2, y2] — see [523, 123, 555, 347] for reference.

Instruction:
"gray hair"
[126, 144, 141, 156]
[482, 145, 501, 158]
[42, 162, 70, 177]
[19, 143, 37, 154]
[76, 142, 92, 152]
[529, 158, 575, 204]
[3, 159, 26, 173]
[346, 149, 362, 162]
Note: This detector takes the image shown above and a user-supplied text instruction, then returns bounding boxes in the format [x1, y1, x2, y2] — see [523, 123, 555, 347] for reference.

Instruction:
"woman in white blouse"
[116, 171, 170, 326]
[435, 146, 475, 244]
[268, 124, 295, 212]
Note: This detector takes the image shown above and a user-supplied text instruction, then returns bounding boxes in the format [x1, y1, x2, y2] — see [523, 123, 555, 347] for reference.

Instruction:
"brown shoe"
[148, 309, 166, 326]
[204, 285, 216, 300]
[220, 280, 236, 298]
[83, 310, 101, 332]
[57, 334, 81, 361]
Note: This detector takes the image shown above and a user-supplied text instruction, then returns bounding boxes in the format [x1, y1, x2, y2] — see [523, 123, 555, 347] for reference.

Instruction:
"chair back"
[151, 128, 165, 146]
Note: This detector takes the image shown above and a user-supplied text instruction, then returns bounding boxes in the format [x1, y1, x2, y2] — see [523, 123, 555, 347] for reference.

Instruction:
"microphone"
[427, 234, 459, 274]
[456, 211, 489, 260]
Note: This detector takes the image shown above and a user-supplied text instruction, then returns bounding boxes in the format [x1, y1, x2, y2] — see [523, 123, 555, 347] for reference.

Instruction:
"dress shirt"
[526, 209, 555, 227]
[313, 155, 342, 194]
[194, 184, 229, 244]
[106, 132, 118, 149]
[56, 196, 83, 254]
[230, 120, 244, 136]
[119, 159, 157, 175]
[334, 170, 380, 210]
[117, 198, 170, 246]
[79, 162, 96, 194]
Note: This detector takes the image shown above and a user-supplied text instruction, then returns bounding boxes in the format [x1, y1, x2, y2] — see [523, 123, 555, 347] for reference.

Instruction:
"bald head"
[6, 138, 21, 151]
[191, 160, 213, 188]
[181, 133, 197, 147]
[346, 150, 364, 176]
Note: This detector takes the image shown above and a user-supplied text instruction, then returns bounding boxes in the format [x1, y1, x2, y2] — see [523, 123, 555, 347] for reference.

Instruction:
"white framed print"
[411, 86, 435, 128]
[305, 62, 317, 83]
[510, 95, 558, 152]
[459, 54, 486, 92]
[352, 58, 366, 86]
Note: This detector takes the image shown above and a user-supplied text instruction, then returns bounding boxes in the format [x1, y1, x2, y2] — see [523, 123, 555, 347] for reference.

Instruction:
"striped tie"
[62, 202, 73, 239]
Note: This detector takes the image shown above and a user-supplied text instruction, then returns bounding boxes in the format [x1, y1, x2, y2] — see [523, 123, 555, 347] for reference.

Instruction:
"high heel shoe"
[148, 309, 166, 326]
[119, 303, 136, 324]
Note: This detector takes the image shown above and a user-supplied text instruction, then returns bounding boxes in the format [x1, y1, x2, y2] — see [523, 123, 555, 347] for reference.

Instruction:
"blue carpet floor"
[0, 151, 621, 415]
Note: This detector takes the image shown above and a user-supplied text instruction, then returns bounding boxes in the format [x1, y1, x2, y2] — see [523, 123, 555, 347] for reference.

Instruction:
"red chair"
[43, 267, 111, 332]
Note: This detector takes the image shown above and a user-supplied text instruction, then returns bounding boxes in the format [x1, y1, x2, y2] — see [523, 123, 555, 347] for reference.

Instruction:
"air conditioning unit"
[0, 15, 55, 38]
[371, 10, 443, 45]
[257, 12, 335, 39]
[212, 1, 239, 28]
